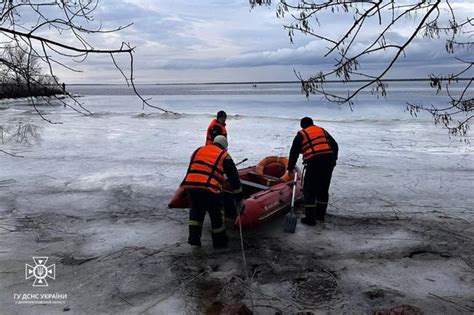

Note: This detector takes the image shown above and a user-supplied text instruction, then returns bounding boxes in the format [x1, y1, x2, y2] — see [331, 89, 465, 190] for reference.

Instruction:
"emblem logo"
[25, 257, 56, 287]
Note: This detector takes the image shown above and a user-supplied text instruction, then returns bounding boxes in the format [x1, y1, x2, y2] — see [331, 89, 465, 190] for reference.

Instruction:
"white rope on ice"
[237, 212, 255, 311]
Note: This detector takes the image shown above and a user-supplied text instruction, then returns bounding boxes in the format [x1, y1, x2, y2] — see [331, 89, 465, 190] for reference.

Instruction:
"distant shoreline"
[0, 83, 65, 99]
[66, 78, 472, 86]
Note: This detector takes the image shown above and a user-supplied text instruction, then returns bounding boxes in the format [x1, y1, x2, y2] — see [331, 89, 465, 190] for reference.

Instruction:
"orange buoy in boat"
[255, 156, 288, 177]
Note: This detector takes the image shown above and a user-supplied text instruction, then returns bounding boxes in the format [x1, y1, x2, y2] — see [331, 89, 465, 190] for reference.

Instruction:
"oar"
[283, 173, 298, 233]
[235, 158, 248, 167]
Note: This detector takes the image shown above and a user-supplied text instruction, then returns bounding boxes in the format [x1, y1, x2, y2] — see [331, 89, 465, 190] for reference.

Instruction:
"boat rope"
[238, 212, 255, 311]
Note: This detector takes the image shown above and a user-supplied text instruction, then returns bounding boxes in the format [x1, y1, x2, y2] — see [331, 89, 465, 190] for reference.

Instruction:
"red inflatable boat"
[168, 156, 303, 228]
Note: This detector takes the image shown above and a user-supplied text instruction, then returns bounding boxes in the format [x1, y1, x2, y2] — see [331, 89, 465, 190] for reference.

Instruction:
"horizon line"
[66, 78, 472, 85]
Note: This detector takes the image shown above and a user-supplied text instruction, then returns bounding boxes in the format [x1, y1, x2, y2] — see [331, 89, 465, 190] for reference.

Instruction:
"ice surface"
[1, 83, 472, 314]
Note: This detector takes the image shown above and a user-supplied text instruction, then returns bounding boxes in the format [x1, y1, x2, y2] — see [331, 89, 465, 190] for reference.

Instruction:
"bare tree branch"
[252, 0, 473, 136]
[1, 0, 175, 126]
[0, 149, 23, 158]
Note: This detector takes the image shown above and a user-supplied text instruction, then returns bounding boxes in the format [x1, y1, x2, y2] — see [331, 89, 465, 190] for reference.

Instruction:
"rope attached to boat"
[237, 209, 255, 311]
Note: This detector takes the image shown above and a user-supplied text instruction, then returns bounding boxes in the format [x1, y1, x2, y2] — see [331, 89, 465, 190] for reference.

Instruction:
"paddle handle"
[235, 158, 248, 167]
[290, 173, 298, 211]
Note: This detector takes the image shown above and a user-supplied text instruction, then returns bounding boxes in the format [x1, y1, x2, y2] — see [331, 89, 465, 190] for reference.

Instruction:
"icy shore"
[0, 87, 473, 314]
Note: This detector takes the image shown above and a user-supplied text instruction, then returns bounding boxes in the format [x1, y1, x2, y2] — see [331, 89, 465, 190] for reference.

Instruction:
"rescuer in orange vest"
[181, 135, 242, 248]
[287, 117, 338, 225]
[206, 111, 228, 145]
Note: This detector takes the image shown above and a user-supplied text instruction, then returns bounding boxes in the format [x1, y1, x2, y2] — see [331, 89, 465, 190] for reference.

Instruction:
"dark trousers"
[303, 155, 335, 222]
[186, 189, 227, 248]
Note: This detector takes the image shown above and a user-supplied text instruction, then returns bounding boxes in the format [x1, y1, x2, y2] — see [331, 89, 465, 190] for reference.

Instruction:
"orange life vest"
[206, 119, 228, 145]
[298, 125, 333, 161]
[181, 144, 229, 193]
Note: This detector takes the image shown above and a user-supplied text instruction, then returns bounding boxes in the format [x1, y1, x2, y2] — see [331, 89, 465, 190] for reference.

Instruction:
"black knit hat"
[217, 110, 227, 119]
[300, 117, 314, 129]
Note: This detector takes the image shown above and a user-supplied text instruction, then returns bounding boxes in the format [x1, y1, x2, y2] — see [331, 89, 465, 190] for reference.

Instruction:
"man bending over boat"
[181, 135, 242, 248]
[206, 110, 227, 145]
[287, 117, 338, 225]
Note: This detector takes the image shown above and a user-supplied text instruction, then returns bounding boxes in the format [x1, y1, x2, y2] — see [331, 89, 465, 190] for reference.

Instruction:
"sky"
[12, 0, 474, 84]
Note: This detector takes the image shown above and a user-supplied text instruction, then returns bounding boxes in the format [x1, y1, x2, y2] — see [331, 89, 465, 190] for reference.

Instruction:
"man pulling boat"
[181, 135, 242, 248]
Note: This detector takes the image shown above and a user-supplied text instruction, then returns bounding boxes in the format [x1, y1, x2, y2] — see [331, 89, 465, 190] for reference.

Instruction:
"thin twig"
[0, 149, 24, 158]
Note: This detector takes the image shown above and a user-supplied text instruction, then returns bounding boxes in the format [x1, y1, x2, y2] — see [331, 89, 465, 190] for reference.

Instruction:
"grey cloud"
[94, 1, 203, 47]
[15, 0, 471, 83]
[152, 34, 470, 71]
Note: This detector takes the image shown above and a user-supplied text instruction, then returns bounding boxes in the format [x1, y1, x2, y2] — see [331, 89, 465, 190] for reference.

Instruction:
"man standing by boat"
[206, 110, 227, 145]
[287, 117, 338, 225]
[181, 135, 242, 248]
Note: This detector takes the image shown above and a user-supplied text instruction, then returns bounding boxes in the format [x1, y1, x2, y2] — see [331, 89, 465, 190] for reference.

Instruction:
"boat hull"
[168, 165, 303, 228]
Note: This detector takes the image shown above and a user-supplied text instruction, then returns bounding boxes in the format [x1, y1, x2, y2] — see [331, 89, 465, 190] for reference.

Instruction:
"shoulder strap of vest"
[301, 128, 317, 155]
[205, 148, 227, 185]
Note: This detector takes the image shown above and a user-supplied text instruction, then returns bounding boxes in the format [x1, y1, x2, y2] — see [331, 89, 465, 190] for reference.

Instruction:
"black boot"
[301, 206, 316, 226]
[211, 231, 228, 248]
[315, 202, 327, 222]
[188, 225, 202, 247]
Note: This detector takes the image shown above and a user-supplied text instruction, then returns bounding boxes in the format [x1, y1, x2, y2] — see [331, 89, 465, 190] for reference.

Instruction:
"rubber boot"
[188, 225, 202, 247]
[315, 202, 327, 222]
[301, 206, 316, 226]
[211, 231, 228, 249]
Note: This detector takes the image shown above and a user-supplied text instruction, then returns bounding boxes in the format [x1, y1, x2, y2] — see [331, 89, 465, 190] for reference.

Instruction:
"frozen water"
[1, 83, 471, 218]
[0, 82, 472, 314]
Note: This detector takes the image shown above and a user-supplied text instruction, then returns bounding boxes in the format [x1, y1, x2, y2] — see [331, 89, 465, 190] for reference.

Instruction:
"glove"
[287, 169, 295, 178]
[282, 169, 295, 183]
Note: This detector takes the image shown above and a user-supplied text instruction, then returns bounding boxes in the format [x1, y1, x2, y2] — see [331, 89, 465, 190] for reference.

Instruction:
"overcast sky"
[28, 0, 473, 84]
